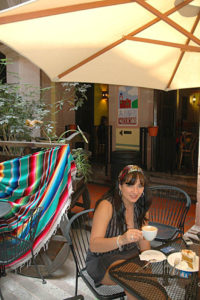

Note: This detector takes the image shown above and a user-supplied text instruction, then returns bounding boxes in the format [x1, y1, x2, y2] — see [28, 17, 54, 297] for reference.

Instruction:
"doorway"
[75, 83, 94, 151]
[75, 83, 111, 179]
[155, 89, 177, 173]
[155, 89, 199, 174]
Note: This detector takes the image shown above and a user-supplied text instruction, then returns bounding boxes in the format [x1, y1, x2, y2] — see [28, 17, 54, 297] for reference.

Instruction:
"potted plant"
[71, 148, 92, 183]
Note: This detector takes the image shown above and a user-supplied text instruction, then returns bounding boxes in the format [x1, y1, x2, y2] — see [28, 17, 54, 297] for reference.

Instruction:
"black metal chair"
[0, 206, 46, 299]
[148, 185, 191, 242]
[64, 209, 125, 300]
[178, 132, 198, 171]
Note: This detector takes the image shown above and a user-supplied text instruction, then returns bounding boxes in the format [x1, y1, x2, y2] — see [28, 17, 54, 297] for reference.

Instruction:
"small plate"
[140, 250, 166, 262]
[167, 252, 199, 272]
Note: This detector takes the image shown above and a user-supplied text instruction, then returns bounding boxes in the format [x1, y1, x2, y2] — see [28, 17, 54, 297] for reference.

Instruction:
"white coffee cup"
[142, 225, 158, 241]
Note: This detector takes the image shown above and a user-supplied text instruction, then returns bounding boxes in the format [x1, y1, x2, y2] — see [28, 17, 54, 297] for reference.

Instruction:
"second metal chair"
[148, 185, 191, 242]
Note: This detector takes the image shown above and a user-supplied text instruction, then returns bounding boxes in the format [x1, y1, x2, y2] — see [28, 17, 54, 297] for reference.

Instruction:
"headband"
[118, 165, 143, 182]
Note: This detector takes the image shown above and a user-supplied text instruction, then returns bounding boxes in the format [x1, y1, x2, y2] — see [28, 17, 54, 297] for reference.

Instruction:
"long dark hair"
[95, 165, 152, 231]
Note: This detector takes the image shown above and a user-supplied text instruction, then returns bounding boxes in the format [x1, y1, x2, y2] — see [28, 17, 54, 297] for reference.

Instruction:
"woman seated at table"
[86, 164, 152, 300]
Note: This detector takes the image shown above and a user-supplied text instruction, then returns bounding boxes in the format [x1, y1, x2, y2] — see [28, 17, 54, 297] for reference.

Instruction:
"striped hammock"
[0, 144, 76, 268]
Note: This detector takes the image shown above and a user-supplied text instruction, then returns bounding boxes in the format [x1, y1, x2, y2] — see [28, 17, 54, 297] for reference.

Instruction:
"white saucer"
[167, 252, 199, 272]
[140, 250, 166, 262]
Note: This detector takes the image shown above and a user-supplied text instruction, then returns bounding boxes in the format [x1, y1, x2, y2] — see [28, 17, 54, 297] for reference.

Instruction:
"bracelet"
[116, 235, 123, 251]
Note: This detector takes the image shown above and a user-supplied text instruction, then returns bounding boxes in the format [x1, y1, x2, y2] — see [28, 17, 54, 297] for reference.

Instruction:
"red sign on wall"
[118, 87, 138, 126]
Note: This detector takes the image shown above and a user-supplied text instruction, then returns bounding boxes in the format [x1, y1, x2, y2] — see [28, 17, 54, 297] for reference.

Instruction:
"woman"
[86, 165, 152, 300]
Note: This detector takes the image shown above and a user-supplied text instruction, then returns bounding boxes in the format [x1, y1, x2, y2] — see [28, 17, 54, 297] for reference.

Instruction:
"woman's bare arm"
[90, 200, 120, 253]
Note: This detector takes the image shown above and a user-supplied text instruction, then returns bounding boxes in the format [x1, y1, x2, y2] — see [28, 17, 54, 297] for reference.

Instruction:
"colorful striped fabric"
[0, 144, 76, 268]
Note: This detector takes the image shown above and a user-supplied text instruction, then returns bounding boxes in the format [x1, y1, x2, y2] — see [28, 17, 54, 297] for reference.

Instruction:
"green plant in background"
[0, 59, 93, 182]
[61, 82, 91, 111]
[55, 125, 88, 144]
[0, 84, 52, 155]
[0, 59, 91, 155]
[59, 126, 92, 183]
[71, 148, 92, 182]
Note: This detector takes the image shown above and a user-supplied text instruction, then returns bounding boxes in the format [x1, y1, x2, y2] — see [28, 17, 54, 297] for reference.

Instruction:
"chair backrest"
[190, 135, 198, 154]
[0, 206, 43, 265]
[147, 185, 191, 233]
[65, 209, 94, 272]
[180, 132, 197, 152]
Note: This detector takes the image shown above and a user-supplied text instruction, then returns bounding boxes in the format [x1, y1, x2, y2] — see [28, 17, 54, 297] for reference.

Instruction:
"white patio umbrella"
[0, 0, 199, 91]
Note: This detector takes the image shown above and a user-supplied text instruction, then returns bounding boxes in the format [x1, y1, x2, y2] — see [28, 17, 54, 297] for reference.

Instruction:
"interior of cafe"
[73, 84, 199, 178]
[153, 88, 199, 175]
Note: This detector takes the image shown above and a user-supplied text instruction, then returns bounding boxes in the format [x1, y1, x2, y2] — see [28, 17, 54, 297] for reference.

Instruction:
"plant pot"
[72, 175, 84, 190]
[69, 124, 77, 130]
[148, 126, 158, 137]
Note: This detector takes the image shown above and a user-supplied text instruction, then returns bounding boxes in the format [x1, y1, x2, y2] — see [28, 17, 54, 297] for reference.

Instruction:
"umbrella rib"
[167, 12, 200, 89]
[0, 0, 192, 26]
[135, 0, 200, 46]
[125, 0, 194, 37]
[58, 37, 125, 79]
[0, 0, 133, 25]
[127, 37, 200, 52]
[58, 0, 193, 79]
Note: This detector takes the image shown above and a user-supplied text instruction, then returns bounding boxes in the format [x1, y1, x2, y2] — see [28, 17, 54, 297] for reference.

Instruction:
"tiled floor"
[1, 183, 197, 300]
[1, 252, 95, 300]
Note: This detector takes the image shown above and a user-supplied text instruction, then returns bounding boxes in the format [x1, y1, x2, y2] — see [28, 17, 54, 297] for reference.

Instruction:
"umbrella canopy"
[0, 0, 199, 90]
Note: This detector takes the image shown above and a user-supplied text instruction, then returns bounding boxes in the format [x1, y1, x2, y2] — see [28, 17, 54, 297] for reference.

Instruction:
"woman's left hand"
[121, 229, 143, 244]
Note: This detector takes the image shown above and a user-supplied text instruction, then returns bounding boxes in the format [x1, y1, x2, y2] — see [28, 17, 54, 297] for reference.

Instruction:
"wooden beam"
[0, 132, 81, 148]
[58, 37, 125, 79]
[136, 0, 200, 46]
[126, 0, 194, 37]
[0, 141, 65, 148]
[167, 12, 200, 89]
[127, 36, 200, 52]
[0, 0, 133, 25]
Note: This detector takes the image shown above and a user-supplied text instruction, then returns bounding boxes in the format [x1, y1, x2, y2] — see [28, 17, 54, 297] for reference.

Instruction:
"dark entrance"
[75, 84, 94, 152]
[154, 89, 199, 174]
[75, 84, 111, 177]
[155, 89, 177, 173]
